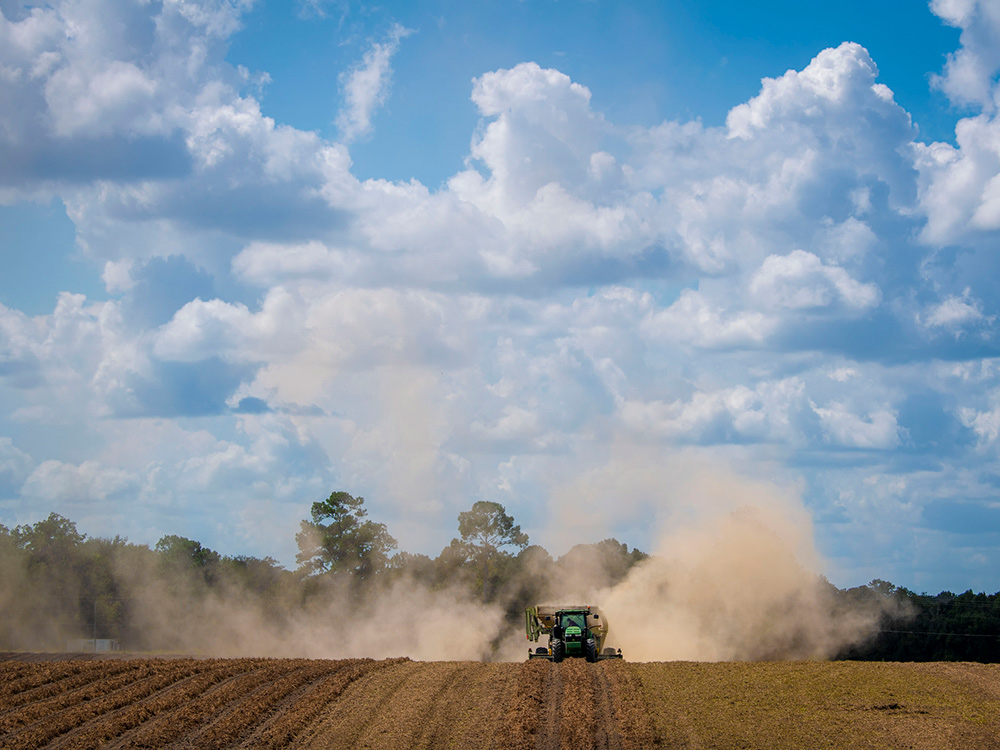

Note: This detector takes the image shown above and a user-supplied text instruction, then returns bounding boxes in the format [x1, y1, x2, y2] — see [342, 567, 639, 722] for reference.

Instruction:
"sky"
[2, 0, 1000, 595]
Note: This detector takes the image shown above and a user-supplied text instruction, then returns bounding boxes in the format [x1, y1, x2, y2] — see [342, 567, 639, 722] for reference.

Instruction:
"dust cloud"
[0, 529, 502, 661]
[112, 564, 503, 661]
[527, 457, 904, 662]
[598, 505, 877, 661]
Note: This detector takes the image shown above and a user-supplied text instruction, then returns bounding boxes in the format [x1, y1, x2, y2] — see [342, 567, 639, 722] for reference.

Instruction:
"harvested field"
[1, 653, 997, 749]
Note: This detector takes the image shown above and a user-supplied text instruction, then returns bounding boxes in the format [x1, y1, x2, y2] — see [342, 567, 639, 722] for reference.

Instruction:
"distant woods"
[1, 495, 999, 661]
[834, 579, 1000, 662]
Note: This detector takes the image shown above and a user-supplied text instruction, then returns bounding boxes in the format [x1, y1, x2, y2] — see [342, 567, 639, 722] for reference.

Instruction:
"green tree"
[457, 501, 528, 602]
[155, 534, 222, 585]
[296, 491, 397, 582]
[7, 513, 89, 648]
[14, 512, 85, 569]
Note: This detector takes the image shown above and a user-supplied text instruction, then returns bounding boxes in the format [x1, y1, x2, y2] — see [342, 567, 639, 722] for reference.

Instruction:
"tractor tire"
[586, 640, 598, 663]
[551, 639, 565, 663]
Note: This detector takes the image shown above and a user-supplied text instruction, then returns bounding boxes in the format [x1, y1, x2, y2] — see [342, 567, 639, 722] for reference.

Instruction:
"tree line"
[1, 492, 998, 661]
[833, 579, 1000, 662]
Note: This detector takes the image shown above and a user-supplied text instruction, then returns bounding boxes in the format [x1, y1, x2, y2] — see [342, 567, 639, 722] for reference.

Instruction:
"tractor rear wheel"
[586, 640, 597, 663]
[551, 639, 564, 663]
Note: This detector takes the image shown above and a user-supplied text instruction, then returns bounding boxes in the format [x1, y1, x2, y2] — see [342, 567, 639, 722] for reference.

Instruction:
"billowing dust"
[499, 459, 904, 662]
[113, 570, 503, 661]
[0, 530, 502, 661]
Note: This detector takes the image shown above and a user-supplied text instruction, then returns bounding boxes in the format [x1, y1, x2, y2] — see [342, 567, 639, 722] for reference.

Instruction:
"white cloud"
[930, 0, 1000, 111]
[0, 0, 257, 193]
[644, 289, 774, 349]
[812, 402, 899, 449]
[0, 437, 33, 492]
[619, 377, 813, 446]
[0, 293, 147, 421]
[453, 62, 622, 216]
[814, 217, 878, 263]
[960, 403, 1000, 444]
[828, 367, 858, 382]
[337, 24, 413, 143]
[22, 459, 137, 502]
[917, 2, 1000, 247]
[916, 114, 1000, 243]
[727, 43, 883, 139]
[919, 288, 989, 333]
[45, 61, 160, 138]
[749, 250, 880, 312]
[723, 43, 917, 217]
[233, 241, 347, 284]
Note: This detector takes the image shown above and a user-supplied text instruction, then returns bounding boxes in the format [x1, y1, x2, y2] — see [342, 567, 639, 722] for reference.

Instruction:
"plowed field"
[1, 653, 998, 749]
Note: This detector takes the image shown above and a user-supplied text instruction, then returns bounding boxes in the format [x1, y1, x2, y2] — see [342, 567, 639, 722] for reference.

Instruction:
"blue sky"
[2, 0, 1000, 595]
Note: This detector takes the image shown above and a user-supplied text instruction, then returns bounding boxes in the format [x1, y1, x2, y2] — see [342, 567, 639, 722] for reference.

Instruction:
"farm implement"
[525, 605, 623, 662]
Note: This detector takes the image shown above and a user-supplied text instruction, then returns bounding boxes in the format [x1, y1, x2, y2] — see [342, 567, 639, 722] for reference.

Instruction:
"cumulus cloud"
[4, 0, 1000, 592]
[919, 288, 990, 334]
[45, 61, 160, 138]
[960, 402, 1000, 444]
[725, 43, 917, 207]
[812, 401, 899, 449]
[232, 240, 348, 284]
[929, 0, 1000, 110]
[644, 289, 774, 349]
[466, 61, 602, 197]
[749, 250, 880, 312]
[0, 0, 251, 189]
[915, 114, 1000, 242]
[22, 459, 137, 503]
[917, 2, 1000, 248]
[619, 377, 818, 448]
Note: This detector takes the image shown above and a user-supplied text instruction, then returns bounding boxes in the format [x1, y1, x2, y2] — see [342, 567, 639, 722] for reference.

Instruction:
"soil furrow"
[414, 661, 518, 749]
[599, 660, 658, 750]
[0, 661, 105, 701]
[183, 660, 332, 748]
[290, 659, 415, 749]
[0, 661, 172, 736]
[496, 658, 550, 750]
[591, 663, 623, 750]
[103, 658, 278, 750]
[346, 661, 466, 749]
[46, 659, 257, 750]
[0, 660, 207, 750]
[244, 658, 403, 750]
[557, 659, 595, 750]
[0, 660, 137, 714]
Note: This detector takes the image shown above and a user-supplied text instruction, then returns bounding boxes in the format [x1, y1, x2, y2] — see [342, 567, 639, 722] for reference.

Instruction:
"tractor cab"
[553, 612, 589, 656]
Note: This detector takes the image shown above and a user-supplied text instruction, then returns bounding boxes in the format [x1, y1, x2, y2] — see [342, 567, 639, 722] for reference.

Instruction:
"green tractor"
[525, 605, 623, 662]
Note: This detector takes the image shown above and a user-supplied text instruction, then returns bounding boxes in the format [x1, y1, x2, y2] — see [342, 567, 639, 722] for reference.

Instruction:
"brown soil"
[631, 660, 1000, 749]
[1, 654, 997, 749]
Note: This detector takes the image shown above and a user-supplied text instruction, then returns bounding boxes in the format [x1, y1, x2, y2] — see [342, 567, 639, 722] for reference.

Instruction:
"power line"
[879, 629, 1000, 639]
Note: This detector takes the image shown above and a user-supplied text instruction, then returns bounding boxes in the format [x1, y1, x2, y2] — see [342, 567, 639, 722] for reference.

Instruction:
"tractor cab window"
[561, 614, 586, 631]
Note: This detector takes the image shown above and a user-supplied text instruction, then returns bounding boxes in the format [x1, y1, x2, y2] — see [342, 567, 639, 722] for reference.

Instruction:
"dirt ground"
[631, 660, 1000, 750]
[1, 653, 998, 749]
